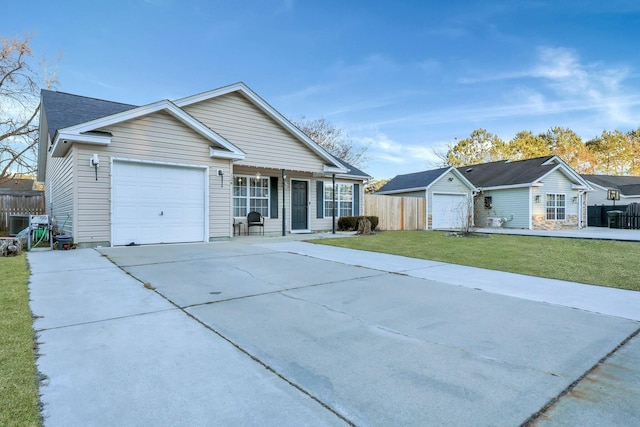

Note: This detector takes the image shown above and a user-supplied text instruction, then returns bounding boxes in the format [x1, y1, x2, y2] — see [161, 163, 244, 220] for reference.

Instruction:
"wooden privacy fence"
[0, 190, 45, 233]
[364, 194, 426, 231]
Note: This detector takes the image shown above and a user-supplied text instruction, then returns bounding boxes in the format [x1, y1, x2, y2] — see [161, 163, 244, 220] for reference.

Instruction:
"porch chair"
[246, 211, 264, 235]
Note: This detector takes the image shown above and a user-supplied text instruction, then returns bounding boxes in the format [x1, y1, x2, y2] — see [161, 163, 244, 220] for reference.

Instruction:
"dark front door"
[291, 180, 308, 230]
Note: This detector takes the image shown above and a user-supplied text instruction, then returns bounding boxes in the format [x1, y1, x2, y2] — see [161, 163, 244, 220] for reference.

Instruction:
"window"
[233, 176, 269, 217]
[324, 183, 353, 217]
[546, 193, 566, 220]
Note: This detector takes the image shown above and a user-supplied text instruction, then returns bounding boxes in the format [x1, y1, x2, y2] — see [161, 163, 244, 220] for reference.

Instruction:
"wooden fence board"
[0, 191, 45, 232]
[365, 194, 426, 230]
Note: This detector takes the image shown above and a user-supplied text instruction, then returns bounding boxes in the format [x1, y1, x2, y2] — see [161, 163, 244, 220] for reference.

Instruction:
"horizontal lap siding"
[46, 152, 74, 236]
[75, 111, 231, 243]
[533, 170, 579, 217]
[479, 188, 530, 228]
[184, 93, 326, 172]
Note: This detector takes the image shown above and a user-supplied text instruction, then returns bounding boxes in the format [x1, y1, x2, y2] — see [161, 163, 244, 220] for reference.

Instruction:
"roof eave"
[51, 132, 112, 157]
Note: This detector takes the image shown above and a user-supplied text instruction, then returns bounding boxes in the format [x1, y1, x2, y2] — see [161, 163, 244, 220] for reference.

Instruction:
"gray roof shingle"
[41, 89, 137, 140]
[582, 174, 640, 196]
[457, 156, 558, 188]
[377, 167, 451, 193]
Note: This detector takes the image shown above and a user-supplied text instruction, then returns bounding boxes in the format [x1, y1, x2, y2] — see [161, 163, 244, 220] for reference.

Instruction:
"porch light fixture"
[255, 171, 261, 180]
[534, 195, 541, 203]
[572, 196, 578, 203]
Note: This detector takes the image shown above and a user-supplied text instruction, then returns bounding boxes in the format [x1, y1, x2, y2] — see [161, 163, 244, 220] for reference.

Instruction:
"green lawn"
[0, 254, 42, 427]
[315, 231, 640, 291]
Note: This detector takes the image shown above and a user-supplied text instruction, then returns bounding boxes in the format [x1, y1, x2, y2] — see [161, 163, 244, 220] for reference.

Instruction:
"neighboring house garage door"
[432, 193, 468, 229]
[112, 161, 207, 246]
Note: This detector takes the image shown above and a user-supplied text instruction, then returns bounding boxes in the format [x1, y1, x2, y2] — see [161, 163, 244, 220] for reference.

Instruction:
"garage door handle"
[160, 211, 163, 216]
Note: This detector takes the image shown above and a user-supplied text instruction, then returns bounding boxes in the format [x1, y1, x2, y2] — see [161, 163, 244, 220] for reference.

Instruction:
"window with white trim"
[324, 183, 353, 217]
[546, 193, 566, 220]
[233, 176, 269, 217]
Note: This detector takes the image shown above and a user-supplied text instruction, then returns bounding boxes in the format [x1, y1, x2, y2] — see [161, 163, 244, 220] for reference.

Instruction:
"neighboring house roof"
[376, 166, 475, 194]
[582, 174, 640, 196]
[457, 155, 591, 190]
[0, 178, 35, 191]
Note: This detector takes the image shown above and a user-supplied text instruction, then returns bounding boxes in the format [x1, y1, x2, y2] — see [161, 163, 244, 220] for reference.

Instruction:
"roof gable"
[377, 166, 475, 194]
[175, 82, 347, 173]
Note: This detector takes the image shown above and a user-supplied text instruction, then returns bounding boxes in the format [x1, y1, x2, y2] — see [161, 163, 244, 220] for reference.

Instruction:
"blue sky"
[6, 0, 640, 179]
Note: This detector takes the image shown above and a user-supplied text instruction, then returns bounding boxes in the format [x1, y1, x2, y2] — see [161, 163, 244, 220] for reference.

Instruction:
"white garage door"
[432, 194, 468, 229]
[112, 161, 206, 246]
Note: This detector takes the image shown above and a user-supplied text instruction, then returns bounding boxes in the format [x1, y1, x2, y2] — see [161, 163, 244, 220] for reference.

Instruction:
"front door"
[291, 180, 308, 230]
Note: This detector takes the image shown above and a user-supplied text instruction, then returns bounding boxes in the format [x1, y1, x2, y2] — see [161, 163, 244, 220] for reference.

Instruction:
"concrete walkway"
[28, 240, 640, 426]
[475, 226, 640, 241]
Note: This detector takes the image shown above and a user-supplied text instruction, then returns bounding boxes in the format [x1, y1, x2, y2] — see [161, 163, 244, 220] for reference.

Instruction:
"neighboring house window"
[484, 196, 492, 209]
[233, 176, 269, 217]
[324, 183, 354, 217]
[546, 194, 566, 220]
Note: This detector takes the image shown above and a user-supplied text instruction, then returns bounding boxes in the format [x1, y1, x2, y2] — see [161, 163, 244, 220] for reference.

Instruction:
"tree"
[292, 117, 369, 168]
[540, 127, 591, 172]
[443, 129, 506, 167]
[505, 131, 551, 161]
[364, 178, 389, 194]
[588, 129, 638, 175]
[0, 35, 56, 183]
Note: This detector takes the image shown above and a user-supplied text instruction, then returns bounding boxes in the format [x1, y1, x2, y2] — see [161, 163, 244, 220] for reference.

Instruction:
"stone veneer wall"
[532, 214, 578, 230]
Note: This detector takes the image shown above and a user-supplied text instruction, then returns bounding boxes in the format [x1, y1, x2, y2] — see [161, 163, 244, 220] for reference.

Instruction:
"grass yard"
[315, 231, 640, 291]
[0, 254, 42, 427]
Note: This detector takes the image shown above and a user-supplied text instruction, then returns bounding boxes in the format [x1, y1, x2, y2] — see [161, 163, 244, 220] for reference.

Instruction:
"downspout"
[332, 173, 336, 234]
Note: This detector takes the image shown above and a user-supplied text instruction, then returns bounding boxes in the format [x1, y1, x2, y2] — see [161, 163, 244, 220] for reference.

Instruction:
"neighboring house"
[582, 174, 640, 206]
[458, 156, 593, 230]
[0, 178, 36, 191]
[37, 82, 370, 247]
[376, 167, 477, 229]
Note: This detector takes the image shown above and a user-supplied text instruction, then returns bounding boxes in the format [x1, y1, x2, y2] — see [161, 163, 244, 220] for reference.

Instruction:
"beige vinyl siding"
[478, 188, 530, 228]
[73, 111, 231, 244]
[46, 151, 74, 236]
[183, 93, 326, 173]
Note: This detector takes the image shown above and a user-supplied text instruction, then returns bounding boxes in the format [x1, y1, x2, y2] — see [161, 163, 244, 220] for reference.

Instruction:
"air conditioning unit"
[9, 215, 30, 236]
[487, 217, 504, 228]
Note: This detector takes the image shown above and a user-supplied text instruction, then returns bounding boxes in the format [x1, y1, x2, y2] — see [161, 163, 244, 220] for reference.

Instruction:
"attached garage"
[112, 160, 208, 246]
[432, 193, 469, 230]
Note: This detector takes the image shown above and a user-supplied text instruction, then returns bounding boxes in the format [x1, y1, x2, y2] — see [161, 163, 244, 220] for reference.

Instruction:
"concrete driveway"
[28, 239, 640, 426]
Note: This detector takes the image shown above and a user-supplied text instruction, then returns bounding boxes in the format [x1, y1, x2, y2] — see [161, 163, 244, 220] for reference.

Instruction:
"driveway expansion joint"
[520, 325, 640, 426]
[34, 308, 180, 332]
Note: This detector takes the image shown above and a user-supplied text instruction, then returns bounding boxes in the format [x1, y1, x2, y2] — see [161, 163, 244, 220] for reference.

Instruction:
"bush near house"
[338, 216, 379, 231]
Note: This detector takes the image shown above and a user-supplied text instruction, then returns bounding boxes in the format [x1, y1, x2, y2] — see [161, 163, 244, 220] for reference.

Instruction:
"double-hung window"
[546, 193, 566, 220]
[324, 183, 353, 217]
[233, 176, 269, 217]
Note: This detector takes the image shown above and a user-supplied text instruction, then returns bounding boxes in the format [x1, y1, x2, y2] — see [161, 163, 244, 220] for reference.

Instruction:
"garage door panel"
[432, 194, 468, 229]
[112, 161, 206, 246]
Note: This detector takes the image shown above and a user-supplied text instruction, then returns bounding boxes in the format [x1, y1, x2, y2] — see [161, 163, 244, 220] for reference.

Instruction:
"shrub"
[337, 216, 379, 231]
